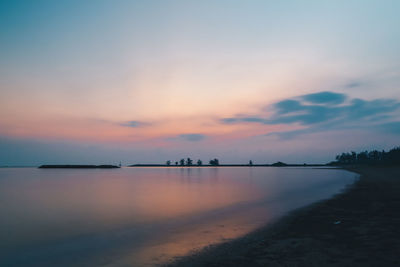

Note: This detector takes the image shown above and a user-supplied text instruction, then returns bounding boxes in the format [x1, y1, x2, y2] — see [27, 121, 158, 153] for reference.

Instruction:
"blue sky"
[0, 0, 399, 165]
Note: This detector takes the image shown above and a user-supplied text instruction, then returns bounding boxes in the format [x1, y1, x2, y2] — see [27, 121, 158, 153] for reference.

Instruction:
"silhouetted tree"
[166, 160, 171, 166]
[180, 159, 185, 166]
[357, 151, 368, 163]
[197, 159, 202, 166]
[368, 150, 380, 162]
[209, 158, 219, 166]
[333, 146, 400, 165]
[175, 161, 178, 166]
[249, 160, 253, 166]
[186, 158, 193, 166]
[351, 151, 357, 163]
[387, 147, 400, 163]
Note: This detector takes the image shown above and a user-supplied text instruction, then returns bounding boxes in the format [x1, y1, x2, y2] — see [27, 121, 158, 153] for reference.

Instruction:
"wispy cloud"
[164, 133, 207, 142]
[301, 91, 346, 105]
[178, 134, 206, 142]
[221, 117, 268, 124]
[120, 121, 145, 127]
[345, 81, 363, 88]
[269, 97, 400, 126]
[379, 122, 400, 135]
[221, 91, 400, 138]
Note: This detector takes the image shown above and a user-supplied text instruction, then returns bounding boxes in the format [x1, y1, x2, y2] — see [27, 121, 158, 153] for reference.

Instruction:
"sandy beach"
[165, 166, 400, 267]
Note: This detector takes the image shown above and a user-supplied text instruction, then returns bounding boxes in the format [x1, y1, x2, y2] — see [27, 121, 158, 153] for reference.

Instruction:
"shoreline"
[165, 166, 400, 267]
[38, 164, 120, 169]
[129, 164, 327, 167]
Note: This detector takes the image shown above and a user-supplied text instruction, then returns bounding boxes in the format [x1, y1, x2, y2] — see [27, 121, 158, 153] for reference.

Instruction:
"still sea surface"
[0, 167, 356, 266]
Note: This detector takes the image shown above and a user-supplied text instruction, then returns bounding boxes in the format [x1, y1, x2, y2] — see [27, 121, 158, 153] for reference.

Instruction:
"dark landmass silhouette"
[130, 146, 400, 167]
[271, 161, 288, 167]
[39, 165, 120, 169]
[37, 146, 399, 169]
[329, 146, 400, 165]
[128, 163, 325, 167]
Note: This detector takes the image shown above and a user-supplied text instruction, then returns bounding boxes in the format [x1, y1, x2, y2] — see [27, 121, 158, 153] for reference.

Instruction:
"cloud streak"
[221, 91, 400, 138]
[178, 134, 206, 142]
[166, 134, 207, 142]
[301, 91, 346, 105]
[120, 121, 145, 127]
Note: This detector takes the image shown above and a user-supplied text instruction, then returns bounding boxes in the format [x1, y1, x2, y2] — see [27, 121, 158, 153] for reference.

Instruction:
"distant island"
[129, 162, 326, 167]
[129, 146, 400, 167]
[129, 157, 324, 167]
[39, 165, 120, 169]
[38, 146, 400, 169]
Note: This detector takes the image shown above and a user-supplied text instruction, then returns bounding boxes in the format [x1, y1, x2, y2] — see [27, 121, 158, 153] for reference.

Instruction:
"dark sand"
[165, 166, 400, 267]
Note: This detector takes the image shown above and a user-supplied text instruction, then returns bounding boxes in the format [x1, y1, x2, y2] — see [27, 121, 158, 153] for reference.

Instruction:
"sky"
[1, 0, 400, 165]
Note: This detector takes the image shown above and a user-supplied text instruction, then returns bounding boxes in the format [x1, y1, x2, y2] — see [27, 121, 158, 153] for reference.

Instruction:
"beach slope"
[166, 166, 400, 267]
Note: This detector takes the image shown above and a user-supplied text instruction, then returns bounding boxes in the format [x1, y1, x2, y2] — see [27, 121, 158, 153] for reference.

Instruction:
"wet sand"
[165, 166, 400, 267]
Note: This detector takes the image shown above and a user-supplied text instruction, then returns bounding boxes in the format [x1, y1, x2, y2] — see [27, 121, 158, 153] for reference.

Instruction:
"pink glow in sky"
[1, 1, 399, 165]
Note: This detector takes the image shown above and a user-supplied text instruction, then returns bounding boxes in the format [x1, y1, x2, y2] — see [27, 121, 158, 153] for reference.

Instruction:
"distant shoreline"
[38, 165, 120, 169]
[128, 164, 327, 167]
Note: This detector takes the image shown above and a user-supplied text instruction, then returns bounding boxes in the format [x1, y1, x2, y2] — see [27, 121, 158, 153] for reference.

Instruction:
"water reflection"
[0, 167, 356, 266]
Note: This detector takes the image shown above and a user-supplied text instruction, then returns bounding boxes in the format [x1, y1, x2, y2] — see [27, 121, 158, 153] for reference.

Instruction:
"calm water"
[0, 167, 356, 266]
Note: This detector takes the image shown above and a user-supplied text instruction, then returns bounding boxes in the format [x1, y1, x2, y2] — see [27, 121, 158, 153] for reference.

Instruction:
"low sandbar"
[38, 165, 120, 169]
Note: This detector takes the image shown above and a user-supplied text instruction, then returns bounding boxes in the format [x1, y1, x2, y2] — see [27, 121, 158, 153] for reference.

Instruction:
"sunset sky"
[1, 0, 399, 165]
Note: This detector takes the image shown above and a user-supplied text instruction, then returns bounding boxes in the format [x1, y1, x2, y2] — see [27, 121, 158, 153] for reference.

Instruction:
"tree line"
[333, 146, 400, 165]
[166, 158, 220, 166]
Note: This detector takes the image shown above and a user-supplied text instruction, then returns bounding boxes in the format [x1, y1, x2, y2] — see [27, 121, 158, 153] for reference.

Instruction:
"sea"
[0, 167, 357, 266]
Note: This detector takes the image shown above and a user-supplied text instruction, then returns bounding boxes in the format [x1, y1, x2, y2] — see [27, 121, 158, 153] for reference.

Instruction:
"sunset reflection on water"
[0, 167, 356, 266]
